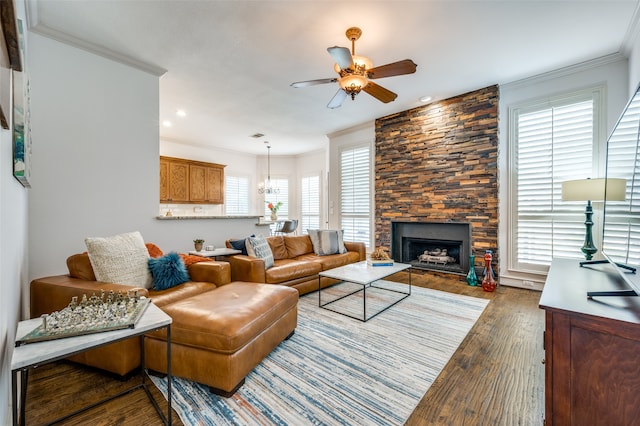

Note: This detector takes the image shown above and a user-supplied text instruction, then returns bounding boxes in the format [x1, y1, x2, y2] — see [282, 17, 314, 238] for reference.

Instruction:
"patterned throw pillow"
[85, 231, 153, 288]
[148, 252, 190, 290]
[246, 234, 274, 269]
[308, 229, 347, 256]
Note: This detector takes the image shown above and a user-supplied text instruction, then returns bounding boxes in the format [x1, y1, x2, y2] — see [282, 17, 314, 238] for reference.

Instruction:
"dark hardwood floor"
[22, 273, 545, 425]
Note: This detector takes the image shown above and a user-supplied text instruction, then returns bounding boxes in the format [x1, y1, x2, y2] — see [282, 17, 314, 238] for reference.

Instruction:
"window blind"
[300, 175, 320, 234]
[514, 97, 597, 269]
[341, 145, 370, 247]
[224, 175, 249, 215]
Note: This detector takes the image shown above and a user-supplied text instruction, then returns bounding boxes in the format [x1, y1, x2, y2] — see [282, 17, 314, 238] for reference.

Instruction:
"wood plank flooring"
[21, 273, 545, 425]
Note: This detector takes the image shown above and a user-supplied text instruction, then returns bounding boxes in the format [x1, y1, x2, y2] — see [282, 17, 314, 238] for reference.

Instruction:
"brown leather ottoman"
[144, 282, 298, 396]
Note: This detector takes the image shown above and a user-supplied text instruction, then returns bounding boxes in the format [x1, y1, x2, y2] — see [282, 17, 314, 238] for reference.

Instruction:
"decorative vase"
[481, 250, 497, 292]
[194, 242, 203, 251]
[270, 212, 277, 221]
[466, 254, 479, 286]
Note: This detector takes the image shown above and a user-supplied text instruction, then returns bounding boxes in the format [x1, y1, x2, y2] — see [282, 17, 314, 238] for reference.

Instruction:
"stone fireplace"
[391, 221, 471, 274]
[374, 85, 499, 276]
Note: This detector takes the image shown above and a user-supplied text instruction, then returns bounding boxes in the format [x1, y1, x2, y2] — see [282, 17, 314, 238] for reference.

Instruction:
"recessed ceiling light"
[176, 109, 186, 117]
[162, 120, 172, 127]
[419, 96, 432, 103]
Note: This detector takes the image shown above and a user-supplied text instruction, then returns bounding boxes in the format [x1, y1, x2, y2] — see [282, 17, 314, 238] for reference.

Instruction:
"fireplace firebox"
[391, 221, 471, 275]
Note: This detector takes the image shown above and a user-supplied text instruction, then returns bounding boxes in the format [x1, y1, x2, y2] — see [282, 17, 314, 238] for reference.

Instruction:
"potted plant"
[193, 238, 205, 251]
[266, 201, 283, 221]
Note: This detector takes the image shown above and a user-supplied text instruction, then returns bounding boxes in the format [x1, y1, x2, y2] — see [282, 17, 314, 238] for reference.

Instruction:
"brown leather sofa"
[30, 251, 298, 396]
[224, 234, 367, 295]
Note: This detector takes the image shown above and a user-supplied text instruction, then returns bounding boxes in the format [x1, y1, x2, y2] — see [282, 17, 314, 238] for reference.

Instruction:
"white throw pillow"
[85, 231, 153, 288]
[246, 234, 274, 269]
[308, 229, 347, 256]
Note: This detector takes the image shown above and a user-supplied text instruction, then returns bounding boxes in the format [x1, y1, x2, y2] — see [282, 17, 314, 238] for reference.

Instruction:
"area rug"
[150, 282, 489, 425]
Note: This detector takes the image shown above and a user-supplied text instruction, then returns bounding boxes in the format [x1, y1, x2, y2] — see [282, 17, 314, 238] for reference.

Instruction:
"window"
[509, 87, 605, 273]
[300, 174, 320, 234]
[225, 175, 249, 215]
[264, 178, 289, 232]
[340, 145, 371, 247]
[602, 93, 640, 266]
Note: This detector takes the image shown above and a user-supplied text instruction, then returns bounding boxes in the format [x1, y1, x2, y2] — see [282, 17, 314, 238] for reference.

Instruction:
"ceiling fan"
[291, 27, 417, 109]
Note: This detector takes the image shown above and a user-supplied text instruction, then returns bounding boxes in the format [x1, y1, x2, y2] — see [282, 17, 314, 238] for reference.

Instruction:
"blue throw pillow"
[229, 234, 254, 255]
[148, 252, 190, 290]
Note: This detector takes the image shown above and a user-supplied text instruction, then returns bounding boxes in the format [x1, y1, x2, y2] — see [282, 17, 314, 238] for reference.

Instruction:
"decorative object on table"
[258, 144, 280, 195]
[561, 177, 627, 260]
[368, 246, 394, 266]
[481, 250, 497, 292]
[266, 200, 282, 221]
[466, 254, 479, 286]
[205, 245, 214, 251]
[193, 238, 205, 251]
[16, 290, 150, 345]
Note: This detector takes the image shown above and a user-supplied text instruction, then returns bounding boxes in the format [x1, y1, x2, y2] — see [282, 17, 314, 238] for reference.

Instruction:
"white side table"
[11, 302, 172, 426]
[189, 247, 241, 259]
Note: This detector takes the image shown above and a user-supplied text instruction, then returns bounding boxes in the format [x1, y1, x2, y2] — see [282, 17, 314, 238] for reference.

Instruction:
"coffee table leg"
[167, 325, 172, 425]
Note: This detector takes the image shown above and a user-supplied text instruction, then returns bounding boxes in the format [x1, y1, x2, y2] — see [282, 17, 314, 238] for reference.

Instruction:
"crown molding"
[501, 52, 627, 90]
[621, 0, 640, 57]
[26, 0, 166, 77]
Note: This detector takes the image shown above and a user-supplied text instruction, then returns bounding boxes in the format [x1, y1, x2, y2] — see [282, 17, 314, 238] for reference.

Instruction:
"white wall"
[498, 54, 629, 289]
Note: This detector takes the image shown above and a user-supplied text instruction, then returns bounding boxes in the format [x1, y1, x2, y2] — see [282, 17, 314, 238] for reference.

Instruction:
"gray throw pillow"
[246, 234, 274, 269]
[308, 229, 347, 256]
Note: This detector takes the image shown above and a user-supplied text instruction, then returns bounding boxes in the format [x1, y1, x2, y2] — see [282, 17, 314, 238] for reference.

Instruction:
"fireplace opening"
[403, 237, 463, 273]
[391, 221, 471, 275]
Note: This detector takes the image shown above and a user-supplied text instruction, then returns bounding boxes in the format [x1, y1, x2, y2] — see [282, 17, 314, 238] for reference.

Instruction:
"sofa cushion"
[264, 259, 322, 284]
[85, 231, 153, 288]
[148, 252, 190, 290]
[148, 281, 217, 308]
[267, 236, 289, 260]
[308, 229, 347, 256]
[297, 251, 361, 270]
[284, 235, 314, 258]
[67, 253, 97, 281]
[246, 235, 274, 269]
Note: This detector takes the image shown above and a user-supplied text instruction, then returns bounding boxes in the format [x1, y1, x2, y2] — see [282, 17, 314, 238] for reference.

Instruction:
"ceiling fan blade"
[327, 89, 348, 109]
[363, 81, 397, 103]
[367, 59, 417, 79]
[327, 46, 353, 70]
[290, 78, 337, 88]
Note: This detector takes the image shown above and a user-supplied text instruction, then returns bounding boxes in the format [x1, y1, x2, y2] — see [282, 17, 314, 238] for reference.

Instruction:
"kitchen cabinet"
[160, 156, 224, 204]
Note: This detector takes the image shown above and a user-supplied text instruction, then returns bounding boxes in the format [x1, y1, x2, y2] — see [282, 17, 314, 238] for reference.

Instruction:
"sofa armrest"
[187, 261, 231, 285]
[345, 241, 367, 261]
[222, 255, 266, 283]
[30, 275, 149, 318]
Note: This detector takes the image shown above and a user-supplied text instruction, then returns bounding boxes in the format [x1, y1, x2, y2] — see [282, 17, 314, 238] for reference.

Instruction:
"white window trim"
[506, 85, 607, 276]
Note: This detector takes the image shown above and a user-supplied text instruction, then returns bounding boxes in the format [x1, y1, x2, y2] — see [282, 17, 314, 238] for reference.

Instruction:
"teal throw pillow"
[148, 252, 190, 290]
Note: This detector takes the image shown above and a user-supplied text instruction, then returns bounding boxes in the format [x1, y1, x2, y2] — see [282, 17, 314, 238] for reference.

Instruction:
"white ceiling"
[28, 0, 639, 155]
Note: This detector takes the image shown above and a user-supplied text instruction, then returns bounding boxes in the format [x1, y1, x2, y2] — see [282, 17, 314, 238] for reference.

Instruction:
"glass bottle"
[481, 250, 497, 292]
[466, 254, 478, 286]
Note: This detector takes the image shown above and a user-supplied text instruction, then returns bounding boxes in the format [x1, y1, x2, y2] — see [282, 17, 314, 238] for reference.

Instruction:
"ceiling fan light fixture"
[352, 55, 373, 71]
[339, 74, 368, 99]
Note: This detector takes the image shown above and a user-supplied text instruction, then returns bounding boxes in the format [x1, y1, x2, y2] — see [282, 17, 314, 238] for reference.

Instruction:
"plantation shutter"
[301, 174, 320, 234]
[514, 96, 597, 270]
[341, 145, 370, 247]
[225, 175, 249, 215]
[602, 94, 640, 265]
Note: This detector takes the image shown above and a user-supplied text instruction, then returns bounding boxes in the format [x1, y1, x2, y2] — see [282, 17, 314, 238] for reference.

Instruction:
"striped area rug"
[151, 282, 489, 425]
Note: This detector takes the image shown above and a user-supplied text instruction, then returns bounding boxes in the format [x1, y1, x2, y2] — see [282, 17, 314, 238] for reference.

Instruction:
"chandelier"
[258, 144, 280, 194]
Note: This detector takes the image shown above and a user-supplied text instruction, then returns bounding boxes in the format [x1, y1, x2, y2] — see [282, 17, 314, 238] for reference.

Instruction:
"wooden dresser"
[540, 258, 640, 425]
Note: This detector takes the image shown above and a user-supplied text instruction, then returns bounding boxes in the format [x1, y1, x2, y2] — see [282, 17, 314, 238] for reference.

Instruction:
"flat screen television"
[585, 84, 640, 298]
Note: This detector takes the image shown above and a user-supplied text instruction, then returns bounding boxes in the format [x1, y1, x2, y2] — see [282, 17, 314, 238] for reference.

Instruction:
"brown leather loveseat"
[30, 251, 298, 396]
[224, 234, 367, 295]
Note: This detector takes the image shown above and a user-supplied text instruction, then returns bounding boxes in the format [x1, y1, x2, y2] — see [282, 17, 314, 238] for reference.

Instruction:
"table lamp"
[561, 178, 626, 260]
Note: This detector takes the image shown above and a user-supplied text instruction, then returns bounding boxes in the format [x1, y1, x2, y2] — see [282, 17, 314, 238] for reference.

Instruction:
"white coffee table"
[11, 301, 172, 426]
[318, 261, 411, 321]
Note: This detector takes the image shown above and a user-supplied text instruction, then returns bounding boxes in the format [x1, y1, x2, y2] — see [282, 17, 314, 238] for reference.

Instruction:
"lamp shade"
[561, 178, 626, 202]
